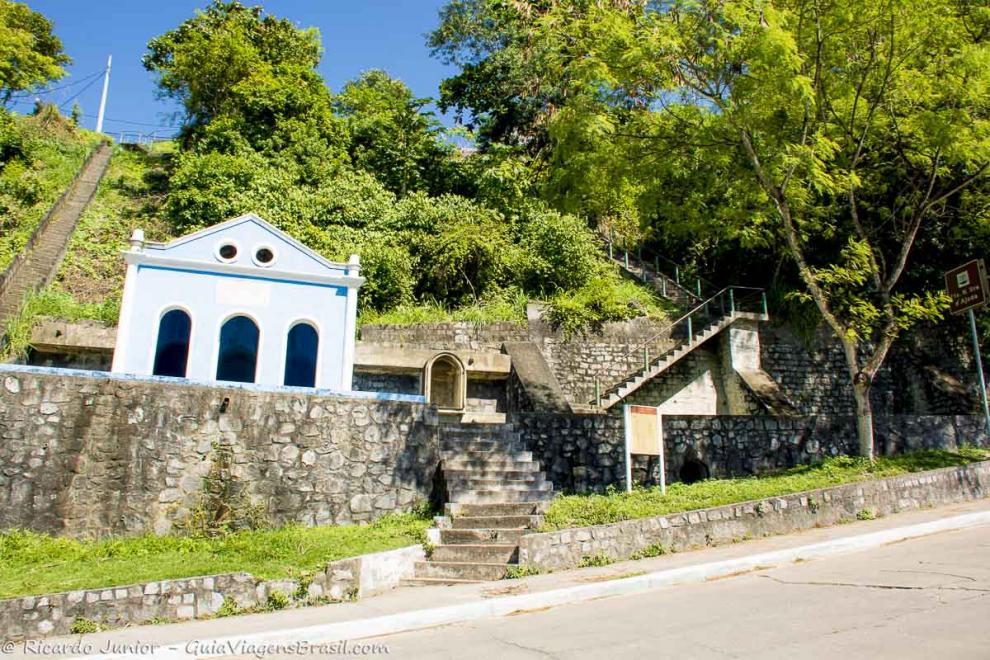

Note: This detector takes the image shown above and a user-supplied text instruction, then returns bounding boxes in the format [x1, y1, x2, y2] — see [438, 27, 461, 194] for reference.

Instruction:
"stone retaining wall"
[518, 461, 990, 570]
[1, 545, 423, 640]
[514, 411, 990, 494]
[359, 322, 528, 353]
[0, 366, 440, 537]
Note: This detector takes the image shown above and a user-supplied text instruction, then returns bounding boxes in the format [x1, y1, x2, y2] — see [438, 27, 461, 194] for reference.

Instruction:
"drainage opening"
[679, 459, 710, 485]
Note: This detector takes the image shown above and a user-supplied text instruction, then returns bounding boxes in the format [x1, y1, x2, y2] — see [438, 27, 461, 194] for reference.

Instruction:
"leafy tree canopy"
[0, 0, 69, 105]
[335, 69, 455, 196]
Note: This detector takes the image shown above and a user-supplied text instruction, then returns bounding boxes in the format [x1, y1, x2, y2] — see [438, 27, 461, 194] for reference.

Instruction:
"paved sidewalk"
[15, 498, 990, 658]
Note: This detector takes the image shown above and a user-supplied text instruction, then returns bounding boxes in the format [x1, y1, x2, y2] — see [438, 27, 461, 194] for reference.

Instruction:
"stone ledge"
[518, 460, 990, 570]
[0, 544, 423, 641]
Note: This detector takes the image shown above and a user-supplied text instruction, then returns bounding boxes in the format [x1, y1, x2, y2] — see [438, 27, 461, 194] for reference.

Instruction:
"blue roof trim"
[0, 364, 428, 404]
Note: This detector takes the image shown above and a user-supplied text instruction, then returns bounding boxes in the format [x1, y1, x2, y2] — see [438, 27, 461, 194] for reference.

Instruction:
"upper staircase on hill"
[594, 286, 769, 410]
[598, 232, 715, 310]
[0, 142, 112, 335]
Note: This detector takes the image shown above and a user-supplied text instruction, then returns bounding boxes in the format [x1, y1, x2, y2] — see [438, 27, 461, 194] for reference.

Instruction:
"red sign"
[945, 259, 988, 315]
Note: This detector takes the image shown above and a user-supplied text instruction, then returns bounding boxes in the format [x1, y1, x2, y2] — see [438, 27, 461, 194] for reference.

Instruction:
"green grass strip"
[0, 513, 429, 600]
[541, 449, 990, 531]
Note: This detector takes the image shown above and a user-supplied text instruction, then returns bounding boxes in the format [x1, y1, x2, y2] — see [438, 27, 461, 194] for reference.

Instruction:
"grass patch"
[52, 144, 174, 306]
[541, 449, 990, 531]
[0, 112, 102, 272]
[0, 512, 430, 600]
[359, 289, 529, 327]
[0, 289, 118, 361]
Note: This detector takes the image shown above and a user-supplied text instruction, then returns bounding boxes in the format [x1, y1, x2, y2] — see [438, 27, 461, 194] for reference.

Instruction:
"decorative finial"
[129, 228, 145, 252]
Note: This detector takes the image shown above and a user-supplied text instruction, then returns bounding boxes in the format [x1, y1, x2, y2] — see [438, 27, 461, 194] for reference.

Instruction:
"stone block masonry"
[518, 460, 990, 570]
[0, 366, 440, 537]
[0, 544, 424, 640]
[514, 410, 990, 494]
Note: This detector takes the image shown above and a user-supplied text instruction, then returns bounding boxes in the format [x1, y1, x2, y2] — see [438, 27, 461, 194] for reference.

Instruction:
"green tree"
[530, 0, 990, 457]
[0, 0, 69, 105]
[143, 0, 346, 172]
[335, 69, 453, 196]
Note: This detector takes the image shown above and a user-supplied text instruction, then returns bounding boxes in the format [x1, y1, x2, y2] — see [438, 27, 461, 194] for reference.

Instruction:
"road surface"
[366, 524, 990, 659]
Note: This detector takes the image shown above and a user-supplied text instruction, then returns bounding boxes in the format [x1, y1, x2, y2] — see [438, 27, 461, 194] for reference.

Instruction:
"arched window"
[153, 309, 191, 378]
[284, 323, 319, 387]
[216, 315, 259, 383]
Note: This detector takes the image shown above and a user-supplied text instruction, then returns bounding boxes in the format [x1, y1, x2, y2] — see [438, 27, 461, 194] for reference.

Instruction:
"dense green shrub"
[518, 209, 600, 294]
[357, 241, 416, 311]
[544, 272, 671, 337]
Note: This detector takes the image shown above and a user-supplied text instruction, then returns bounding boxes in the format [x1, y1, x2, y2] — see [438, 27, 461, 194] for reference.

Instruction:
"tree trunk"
[852, 374, 875, 460]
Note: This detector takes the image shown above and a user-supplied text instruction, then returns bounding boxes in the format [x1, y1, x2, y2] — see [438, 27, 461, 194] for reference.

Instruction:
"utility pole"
[96, 55, 112, 134]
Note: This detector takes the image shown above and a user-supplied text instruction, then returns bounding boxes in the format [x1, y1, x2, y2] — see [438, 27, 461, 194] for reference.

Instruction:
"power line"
[7, 68, 107, 101]
[58, 74, 105, 111]
[79, 113, 181, 129]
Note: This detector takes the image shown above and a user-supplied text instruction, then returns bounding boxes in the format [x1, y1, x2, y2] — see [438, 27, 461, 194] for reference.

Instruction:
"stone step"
[449, 489, 554, 504]
[447, 478, 551, 492]
[440, 528, 526, 544]
[430, 544, 519, 563]
[443, 468, 546, 482]
[400, 577, 483, 587]
[450, 502, 545, 517]
[442, 458, 540, 472]
[459, 411, 507, 425]
[440, 428, 518, 440]
[441, 449, 533, 463]
[449, 515, 540, 529]
[413, 561, 510, 581]
[440, 439, 524, 453]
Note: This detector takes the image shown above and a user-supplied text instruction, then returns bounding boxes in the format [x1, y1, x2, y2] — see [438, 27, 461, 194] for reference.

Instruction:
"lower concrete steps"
[412, 561, 511, 582]
[430, 544, 519, 563]
[406, 423, 554, 586]
[449, 514, 540, 529]
[440, 528, 526, 544]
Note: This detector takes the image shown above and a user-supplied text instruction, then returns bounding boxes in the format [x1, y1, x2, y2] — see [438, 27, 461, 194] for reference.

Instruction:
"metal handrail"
[598, 230, 720, 301]
[0, 140, 109, 300]
[598, 285, 767, 400]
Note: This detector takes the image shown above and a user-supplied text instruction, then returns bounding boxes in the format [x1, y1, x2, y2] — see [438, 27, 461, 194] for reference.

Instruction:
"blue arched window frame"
[283, 321, 319, 388]
[215, 314, 260, 383]
[152, 308, 192, 378]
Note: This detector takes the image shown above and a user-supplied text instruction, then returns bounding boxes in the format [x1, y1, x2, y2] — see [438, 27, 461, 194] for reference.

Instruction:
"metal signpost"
[945, 259, 990, 435]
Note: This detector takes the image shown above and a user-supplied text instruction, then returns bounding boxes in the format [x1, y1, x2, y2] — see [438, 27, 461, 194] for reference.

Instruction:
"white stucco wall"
[111, 214, 363, 390]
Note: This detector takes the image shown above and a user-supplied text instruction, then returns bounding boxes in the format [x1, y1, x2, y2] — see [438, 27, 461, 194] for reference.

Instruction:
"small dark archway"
[152, 309, 191, 378]
[216, 315, 260, 383]
[679, 458, 711, 485]
[284, 322, 319, 387]
[424, 353, 466, 411]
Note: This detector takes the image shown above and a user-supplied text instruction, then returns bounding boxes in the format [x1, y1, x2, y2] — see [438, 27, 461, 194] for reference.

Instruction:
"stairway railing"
[0, 140, 109, 300]
[599, 229, 720, 302]
[595, 285, 767, 405]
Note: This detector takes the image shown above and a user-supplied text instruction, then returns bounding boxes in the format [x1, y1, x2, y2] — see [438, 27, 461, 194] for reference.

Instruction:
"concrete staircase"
[596, 313, 737, 409]
[0, 143, 112, 333]
[598, 234, 704, 309]
[408, 423, 553, 585]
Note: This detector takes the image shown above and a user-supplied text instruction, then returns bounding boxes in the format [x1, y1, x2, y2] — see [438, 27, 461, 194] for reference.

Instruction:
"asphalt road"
[367, 524, 990, 659]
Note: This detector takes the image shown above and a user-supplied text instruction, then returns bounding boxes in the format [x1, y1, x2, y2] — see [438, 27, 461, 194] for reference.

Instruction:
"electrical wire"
[6, 68, 107, 101]
[57, 74, 106, 111]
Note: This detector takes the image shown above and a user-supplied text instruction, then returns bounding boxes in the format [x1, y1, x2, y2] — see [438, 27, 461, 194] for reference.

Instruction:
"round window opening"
[255, 247, 275, 265]
[218, 243, 238, 261]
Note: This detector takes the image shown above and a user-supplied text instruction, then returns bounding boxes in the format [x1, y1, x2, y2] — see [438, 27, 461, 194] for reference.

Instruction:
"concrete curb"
[81, 510, 990, 659]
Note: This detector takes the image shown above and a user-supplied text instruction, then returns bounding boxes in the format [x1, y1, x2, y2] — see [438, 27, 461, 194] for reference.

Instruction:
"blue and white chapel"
[110, 213, 363, 390]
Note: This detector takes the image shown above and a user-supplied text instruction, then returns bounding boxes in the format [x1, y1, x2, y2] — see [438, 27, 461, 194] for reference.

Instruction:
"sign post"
[945, 259, 990, 436]
[623, 405, 666, 494]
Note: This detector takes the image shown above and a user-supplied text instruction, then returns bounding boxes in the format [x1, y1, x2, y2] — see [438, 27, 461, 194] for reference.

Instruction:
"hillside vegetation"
[0, 108, 101, 271]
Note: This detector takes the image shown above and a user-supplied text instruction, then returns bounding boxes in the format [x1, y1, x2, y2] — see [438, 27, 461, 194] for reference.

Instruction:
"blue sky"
[10, 1, 456, 137]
